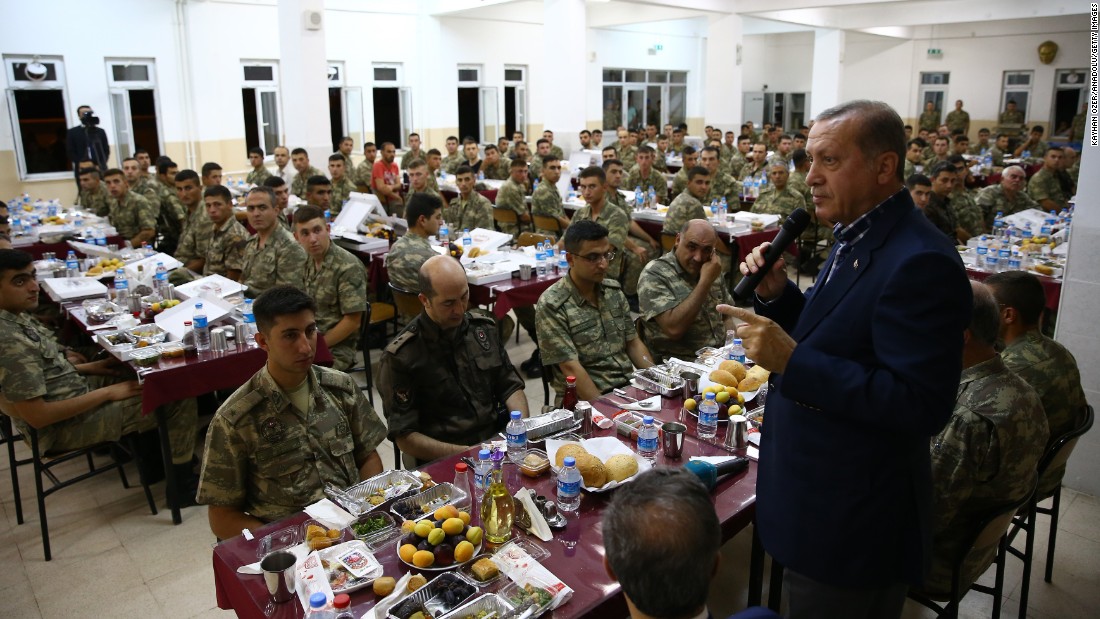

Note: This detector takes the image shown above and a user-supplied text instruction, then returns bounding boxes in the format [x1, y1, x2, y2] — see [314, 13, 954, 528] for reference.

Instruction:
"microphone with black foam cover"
[733, 207, 812, 301]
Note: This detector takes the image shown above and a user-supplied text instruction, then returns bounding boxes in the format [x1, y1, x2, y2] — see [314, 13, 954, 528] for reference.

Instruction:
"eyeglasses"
[577, 250, 617, 264]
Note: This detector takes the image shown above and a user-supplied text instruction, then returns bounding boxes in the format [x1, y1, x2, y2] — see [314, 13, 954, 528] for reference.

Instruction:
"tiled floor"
[2, 309, 1098, 618]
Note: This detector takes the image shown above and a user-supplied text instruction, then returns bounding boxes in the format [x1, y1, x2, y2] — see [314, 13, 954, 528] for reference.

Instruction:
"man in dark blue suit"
[721, 100, 972, 618]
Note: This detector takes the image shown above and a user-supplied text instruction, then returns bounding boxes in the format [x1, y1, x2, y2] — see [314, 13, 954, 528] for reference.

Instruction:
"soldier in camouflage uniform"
[399, 133, 426, 170]
[670, 147, 698, 198]
[386, 193, 444, 293]
[102, 169, 157, 248]
[542, 131, 565, 160]
[976, 166, 1037, 228]
[530, 156, 569, 239]
[480, 145, 511, 181]
[354, 142, 378, 191]
[495, 160, 532, 236]
[241, 187, 307, 298]
[402, 161, 443, 217]
[293, 206, 368, 372]
[625, 146, 668, 203]
[441, 136, 464, 174]
[729, 136, 751, 178]
[918, 101, 940, 133]
[152, 161, 186, 256]
[926, 281, 1048, 595]
[653, 136, 670, 173]
[701, 147, 741, 209]
[986, 271, 1087, 496]
[968, 129, 992, 155]
[290, 149, 324, 199]
[1071, 110, 1087, 142]
[599, 161, 655, 298]
[172, 171, 214, 279]
[1013, 126, 1048, 160]
[335, 136, 355, 175]
[123, 157, 161, 217]
[196, 285, 386, 536]
[327, 154, 357, 216]
[752, 163, 806, 221]
[536, 219, 655, 406]
[0, 249, 198, 502]
[446, 165, 494, 232]
[425, 149, 443, 193]
[245, 147, 272, 186]
[379, 256, 528, 466]
[998, 101, 1025, 129]
[945, 100, 970, 136]
[947, 161, 984, 239]
[178, 185, 250, 282]
[639, 221, 734, 362]
[664, 166, 710, 235]
[1027, 148, 1069, 210]
[77, 168, 110, 214]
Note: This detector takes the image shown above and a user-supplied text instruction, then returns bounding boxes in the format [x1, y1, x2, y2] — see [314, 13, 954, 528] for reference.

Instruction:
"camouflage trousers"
[34, 376, 197, 464]
[619, 240, 655, 296]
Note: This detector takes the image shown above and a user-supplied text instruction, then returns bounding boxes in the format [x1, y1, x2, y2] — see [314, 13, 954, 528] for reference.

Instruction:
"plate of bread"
[545, 437, 652, 493]
[698, 358, 769, 400]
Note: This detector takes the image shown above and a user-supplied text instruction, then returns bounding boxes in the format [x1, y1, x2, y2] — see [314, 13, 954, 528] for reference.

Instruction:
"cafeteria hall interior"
[0, 0, 1099, 617]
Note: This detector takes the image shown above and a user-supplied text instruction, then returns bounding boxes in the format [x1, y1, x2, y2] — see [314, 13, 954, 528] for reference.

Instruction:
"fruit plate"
[395, 536, 483, 574]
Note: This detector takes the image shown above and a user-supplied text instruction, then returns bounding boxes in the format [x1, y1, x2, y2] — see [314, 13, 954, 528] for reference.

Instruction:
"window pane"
[1004, 92, 1029, 116]
[458, 68, 479, 82]
[13, 89, 69, 174]
[625, 70, 646, 83]
[603, 69, 622, 82]
[1006, 72, 1031, 86]
[649, 71, 668, 83]
[111, 65, 149, 82]
[602, 86, 622, 129]
[260, 91, 280, 155]
[504, 69, 523, 82]
[646, 85, 662, 127]
[374, 67, 397, 81]
[328, 66, 340, 82]
[243, 65, 274, 82]
[670, 71, 687, 83]
[921, 72, 949, 85]
[12, 62, 58, 82]
[668, 86, 686, 127]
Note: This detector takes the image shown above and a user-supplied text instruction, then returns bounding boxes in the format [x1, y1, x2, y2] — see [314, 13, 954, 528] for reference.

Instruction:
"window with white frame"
[372, 63, 411, 148]
[241, 61, 281, 155]
[1002, 71, 1033, 120]
[601, 69, 687, 131]
[106, 58, 163, 165]
[4, 55, 72, 179]
[917, 72, 949, 127]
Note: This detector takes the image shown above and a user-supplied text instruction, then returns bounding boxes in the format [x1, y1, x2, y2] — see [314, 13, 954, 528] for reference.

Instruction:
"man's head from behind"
[963, 280, 1000, 362]
[253, 285, 317, 372]
[418, 255, 469, 330]
[0, 249, 39, 314]
[986, 270, 1045, 338]
[603, 469, 720, 619]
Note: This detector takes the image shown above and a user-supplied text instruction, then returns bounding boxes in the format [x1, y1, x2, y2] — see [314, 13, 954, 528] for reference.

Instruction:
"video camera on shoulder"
[80, 109, 100, 127]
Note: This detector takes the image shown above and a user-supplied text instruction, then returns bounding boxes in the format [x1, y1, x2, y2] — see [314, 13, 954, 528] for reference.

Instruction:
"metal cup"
[519, 264, 533, 280]
[260, 550, 297, 603]
[661, 422, 687, 459]
[680, 372, 700, 400]
[725, 415, 749, 449]
[211, 328, 229, 352]
[234, 324, 251, 348]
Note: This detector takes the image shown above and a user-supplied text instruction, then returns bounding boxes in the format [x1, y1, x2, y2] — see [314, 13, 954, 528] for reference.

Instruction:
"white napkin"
[514, 488, 553, 542]
[304, 498, 356, 530]
[363, 572, 416, 619]
[237, 542, 309, 575]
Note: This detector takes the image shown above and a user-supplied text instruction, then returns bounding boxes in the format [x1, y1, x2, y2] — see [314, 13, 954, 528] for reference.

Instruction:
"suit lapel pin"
[852, 258, 859, 269]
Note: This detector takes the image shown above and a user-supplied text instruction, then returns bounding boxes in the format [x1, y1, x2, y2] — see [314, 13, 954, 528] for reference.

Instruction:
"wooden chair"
[0, 415, 158, 561]
[347, 302, 396, 406]
[532, 215, 563, 238]
[1005, 404, 1094, 617]
[492, 207, 521, 233]
[908, 473, 1037, 619]
[516, 232, 553, 248]
[389, 283, 423, 324]
[660, 232, 677, 254]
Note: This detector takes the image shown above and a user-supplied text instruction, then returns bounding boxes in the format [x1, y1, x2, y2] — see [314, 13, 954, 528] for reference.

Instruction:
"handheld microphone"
[684, 457, 750, 492]
[733, 208, 812, 301]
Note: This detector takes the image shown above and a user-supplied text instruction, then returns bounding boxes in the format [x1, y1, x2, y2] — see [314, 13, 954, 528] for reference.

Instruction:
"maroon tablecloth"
[470, 273, 562, 318]
[211, 385, 756, 619]
[967, 267, 1062, 311]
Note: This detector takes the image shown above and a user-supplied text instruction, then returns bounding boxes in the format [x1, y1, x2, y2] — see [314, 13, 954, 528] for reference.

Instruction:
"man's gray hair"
[968, 280, 1000, 347]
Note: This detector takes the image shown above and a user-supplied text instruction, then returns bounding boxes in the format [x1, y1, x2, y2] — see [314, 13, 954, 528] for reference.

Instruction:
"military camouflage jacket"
[446, 192, 493, 232]
[530, 183, 564, 238]
[107, 190, 156, 240]
[638, 252, 733, 363]
[302, 243, 368, 370]
[384, 232, 437, 293]
[241, 226, 307, 298]
[1027, 168, 1067, 208]
[495, 178, 527, 236]
[663, 192, 707, 235]
[291, 166, 324, 199]
[751, 186, 806, 220]
[330, 177, 357, 215]
[626, 166, 668, 203]
[202, 216, 250, 277]
[246, 166, 272, 186]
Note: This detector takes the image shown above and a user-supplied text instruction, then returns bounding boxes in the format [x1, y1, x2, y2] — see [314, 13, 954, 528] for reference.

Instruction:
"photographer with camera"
[65, 106, 110, 188]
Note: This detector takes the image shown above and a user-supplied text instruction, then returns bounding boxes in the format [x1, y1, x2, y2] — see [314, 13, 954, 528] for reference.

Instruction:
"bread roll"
[605, 454, 639, 483]
[555, 443, 589, 468]
[575, 453, 608, 488]
[709, 369, 739, 388]
[718, 359, 747, 382]
[738, 376, 764, 392]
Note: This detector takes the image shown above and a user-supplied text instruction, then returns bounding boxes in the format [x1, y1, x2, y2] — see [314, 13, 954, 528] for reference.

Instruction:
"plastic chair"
[908, 474, 1038, 619]
[389, 283, 424, 324]
[1005, 404, 1093, 617]
[0, 415, 158, 561]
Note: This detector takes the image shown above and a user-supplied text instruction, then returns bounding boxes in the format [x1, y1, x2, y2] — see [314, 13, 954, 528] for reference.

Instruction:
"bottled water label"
[194, 315, 208, 328]
[638, 436, 658, 453]
[557, 479, 580, 496]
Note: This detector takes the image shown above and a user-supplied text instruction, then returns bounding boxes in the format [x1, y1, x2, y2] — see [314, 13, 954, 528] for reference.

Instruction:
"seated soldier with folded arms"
[196, 285, 386, 539]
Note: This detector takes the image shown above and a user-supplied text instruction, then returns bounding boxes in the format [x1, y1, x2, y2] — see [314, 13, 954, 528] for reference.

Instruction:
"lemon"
[684, 398, 697, 411]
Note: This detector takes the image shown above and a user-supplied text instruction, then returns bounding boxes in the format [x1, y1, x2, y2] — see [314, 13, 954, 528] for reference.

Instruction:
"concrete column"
[542, 0, 587, 155]
[810, 28, 845, 118]
[278, 0, 332, 162]
[703, 13, 743, 132]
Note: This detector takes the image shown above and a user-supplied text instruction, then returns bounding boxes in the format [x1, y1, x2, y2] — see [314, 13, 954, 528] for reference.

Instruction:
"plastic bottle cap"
[566, 375, 576, 383]
[333, 593, 351, 609]
[563, 456, 576, 467]
[734, 338, 742, 345]
[478, 449, 490, 460]
[455, 462, 468, 472]
[196, 302, 203, 308]
[705, 392, 716, 400]
[310, 592, 327, 608]
[643, 415, 653, 424]
[510, 410, 522, 420]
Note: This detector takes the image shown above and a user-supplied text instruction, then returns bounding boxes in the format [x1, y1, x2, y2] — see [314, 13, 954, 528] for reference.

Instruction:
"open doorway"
[374, 88, 401, 147]
[329, 87, 343, 150]
[457, 87, 480, 142]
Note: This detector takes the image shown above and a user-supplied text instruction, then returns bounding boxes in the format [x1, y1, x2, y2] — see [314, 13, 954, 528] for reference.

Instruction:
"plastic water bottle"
[976, 236, 989, 259]
[545, 244, 556, 272]
[1041, 212, 1055, 236]
[95, 227, 107, 246]
[461, 228, 472, 252]
[637, 416, 658, 463]
[719, 196, 728, 220]
[647, 185, 656, 207]
[11, 217, 22, 235]
[634, 185, 644, 211]
[984, 244, 1000, 271]
[1021, 222, 1033, 241]
[533, 179, 540, 193]
[698, 392, 719, 440]
[154, 262, 169, 297]
[307, 592, 334, 619]
[556, 456, 582, 513]
[536, 243, 547, 276]
[1021, 149, 1031, 160]
[477, 170, 485, 181]
[439, 220, 450, 244]
[558, 252, 569, 276]
[193, 302, 211, 352]
[242, 298, 258, 344]
[710, 199, 719, 217]
[65, 251, 80, 278]
[141, 242, 154, 257]
[323, 209, 331, 223]
[506, 411, 527, 463]
[996, 243, 1011, 273]
[113, 269, 130, 305]
[473, 449, 492, 505]
[568, 186, 577, 202]
[1007, 246, 1023, 271]
[727, 338, 746, 364]
[993, 212, 1005, 239]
